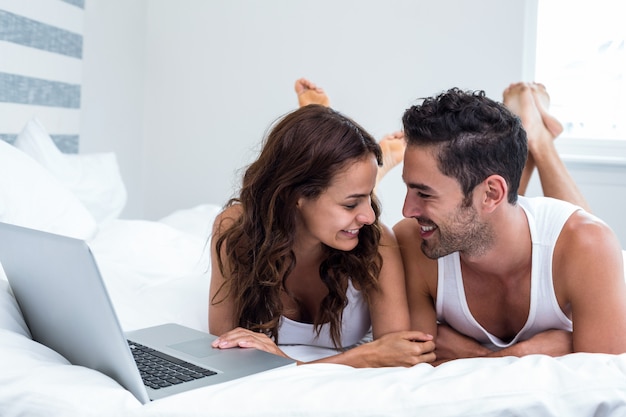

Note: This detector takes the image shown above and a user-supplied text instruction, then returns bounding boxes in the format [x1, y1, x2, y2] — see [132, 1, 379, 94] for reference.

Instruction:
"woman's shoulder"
[378, 221, 399, 246]
[212, 204, 243, 235]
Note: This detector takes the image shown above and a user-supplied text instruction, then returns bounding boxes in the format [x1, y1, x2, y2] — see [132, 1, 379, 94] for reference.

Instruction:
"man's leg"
[503, 82, 590, 211]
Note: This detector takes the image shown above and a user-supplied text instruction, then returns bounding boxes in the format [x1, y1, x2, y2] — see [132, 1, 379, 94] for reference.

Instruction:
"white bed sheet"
[2, 203, 626, 417]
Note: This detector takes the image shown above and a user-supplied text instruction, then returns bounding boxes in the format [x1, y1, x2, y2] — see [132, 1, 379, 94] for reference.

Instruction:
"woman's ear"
[481, 175, 507, 212]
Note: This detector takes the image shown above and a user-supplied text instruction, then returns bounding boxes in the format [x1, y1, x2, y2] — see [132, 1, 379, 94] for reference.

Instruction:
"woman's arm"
[208, 206, 242, 336]
[211, 222, 436, 367]
[212, 327, 435, 367]
[368, 223, 411, 337]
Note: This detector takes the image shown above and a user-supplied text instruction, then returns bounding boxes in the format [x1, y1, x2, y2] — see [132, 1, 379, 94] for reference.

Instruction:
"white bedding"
[1, 204, 626, 417]
[1, 122, 626, 416]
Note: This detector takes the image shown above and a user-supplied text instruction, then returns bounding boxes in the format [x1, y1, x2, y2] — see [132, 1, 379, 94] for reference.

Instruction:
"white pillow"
[14, 118, 127, 224]
[0, 277, 30, 337]
[62, 153, 128, 224]
[0, 139, 98, 240]
[158, 203, 222, 239]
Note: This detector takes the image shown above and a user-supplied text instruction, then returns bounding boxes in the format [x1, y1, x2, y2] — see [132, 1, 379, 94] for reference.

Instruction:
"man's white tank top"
[277, 280, 371, 349]
[435, 196, 578, 351]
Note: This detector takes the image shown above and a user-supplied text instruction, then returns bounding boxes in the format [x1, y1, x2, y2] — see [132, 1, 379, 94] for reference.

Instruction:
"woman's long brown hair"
[213, 105, 383, 349]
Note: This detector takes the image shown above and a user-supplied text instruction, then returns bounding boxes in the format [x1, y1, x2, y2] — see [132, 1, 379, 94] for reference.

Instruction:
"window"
[535, 0, 625, 145]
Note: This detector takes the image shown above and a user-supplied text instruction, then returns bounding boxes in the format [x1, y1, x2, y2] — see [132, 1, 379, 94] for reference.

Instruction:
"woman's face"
[296, 155, 378, 252]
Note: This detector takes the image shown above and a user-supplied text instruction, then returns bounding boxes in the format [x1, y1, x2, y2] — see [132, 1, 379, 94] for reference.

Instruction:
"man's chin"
[420, 242, 446, 260]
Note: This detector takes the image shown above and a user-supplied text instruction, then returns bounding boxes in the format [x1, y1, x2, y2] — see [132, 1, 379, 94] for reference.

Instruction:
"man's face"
[401, 145, 493, 259]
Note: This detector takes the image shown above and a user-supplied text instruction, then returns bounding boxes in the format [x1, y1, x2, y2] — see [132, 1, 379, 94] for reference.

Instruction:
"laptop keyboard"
[128, 341, 217, 390]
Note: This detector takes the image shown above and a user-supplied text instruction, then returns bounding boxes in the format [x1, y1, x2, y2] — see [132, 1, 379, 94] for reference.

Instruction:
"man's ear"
[480, 175, 507, 212]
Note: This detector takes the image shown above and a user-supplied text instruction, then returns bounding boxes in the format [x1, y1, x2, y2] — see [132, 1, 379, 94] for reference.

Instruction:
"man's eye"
[417, 192, 431, 199]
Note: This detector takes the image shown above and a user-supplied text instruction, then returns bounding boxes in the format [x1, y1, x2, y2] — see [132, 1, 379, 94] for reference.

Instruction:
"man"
[394, 86, 626, 363]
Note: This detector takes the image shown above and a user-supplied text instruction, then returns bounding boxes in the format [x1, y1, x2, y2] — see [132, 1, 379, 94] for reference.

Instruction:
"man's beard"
[420, 204, 494, 259]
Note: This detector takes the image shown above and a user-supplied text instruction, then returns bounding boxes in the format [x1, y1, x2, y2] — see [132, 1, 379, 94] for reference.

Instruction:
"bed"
[1, 119, 626, 417]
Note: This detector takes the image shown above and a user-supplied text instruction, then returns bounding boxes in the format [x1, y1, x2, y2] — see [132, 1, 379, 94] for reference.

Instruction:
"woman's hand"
[334, 330, 436, 368]
[212, 328, 436, 368]
[211, 327, 291, 359]
[368, 330, 436, 367]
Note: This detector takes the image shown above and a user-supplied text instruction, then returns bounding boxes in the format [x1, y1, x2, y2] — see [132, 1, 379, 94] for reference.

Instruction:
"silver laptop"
[0, 222, 295, 403]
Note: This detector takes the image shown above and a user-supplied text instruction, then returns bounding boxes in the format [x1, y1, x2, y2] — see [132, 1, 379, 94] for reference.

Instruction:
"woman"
[209, 104, 435, 367]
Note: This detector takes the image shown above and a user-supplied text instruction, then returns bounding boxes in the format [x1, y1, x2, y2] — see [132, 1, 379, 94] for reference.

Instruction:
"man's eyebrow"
[404, 181, 435, 193]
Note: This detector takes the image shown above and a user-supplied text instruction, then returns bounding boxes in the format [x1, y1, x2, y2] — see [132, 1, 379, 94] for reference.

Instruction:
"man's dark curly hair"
[402, 88, 527, 205]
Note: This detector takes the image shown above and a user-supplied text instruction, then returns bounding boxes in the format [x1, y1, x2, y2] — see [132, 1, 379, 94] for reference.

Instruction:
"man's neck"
[459, 202, 531, 279]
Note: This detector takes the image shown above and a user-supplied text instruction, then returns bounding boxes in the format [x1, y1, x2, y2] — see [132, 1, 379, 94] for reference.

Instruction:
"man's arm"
[437, 210, 626, 361]
[394, 218, 571, 363]
[435, 324, 572, 361]
[555, 211, 626, 354]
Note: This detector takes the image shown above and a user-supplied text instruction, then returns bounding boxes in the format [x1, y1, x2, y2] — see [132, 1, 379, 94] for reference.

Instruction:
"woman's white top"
[278, 280, 371, 349]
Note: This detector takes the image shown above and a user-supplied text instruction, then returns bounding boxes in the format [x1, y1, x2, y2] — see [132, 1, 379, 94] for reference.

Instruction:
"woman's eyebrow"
[345, 193, 370, 199]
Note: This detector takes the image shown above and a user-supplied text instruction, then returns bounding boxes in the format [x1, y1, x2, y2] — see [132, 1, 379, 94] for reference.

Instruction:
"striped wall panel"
[0, 0, 85, 153]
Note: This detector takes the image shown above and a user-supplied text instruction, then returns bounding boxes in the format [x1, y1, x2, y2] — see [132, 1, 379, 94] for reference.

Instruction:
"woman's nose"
[357, 204, 376, 225]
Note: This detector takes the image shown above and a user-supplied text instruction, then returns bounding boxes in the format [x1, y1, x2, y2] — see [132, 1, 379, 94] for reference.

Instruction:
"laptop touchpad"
[169, 338, 221, 358]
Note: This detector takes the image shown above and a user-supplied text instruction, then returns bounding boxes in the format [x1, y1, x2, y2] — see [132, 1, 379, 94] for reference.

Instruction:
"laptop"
[0, 222, 295, 403]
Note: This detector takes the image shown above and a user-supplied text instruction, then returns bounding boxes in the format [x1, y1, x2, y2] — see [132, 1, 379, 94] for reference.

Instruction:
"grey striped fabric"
[0, 2, 84, 153]
[0, 72, 81, 108]
[0, 10, 83, 58]
[60, 0, 85, 9]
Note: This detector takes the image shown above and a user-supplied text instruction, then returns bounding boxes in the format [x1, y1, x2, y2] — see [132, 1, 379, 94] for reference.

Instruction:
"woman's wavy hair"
[213, 105, 383, 348]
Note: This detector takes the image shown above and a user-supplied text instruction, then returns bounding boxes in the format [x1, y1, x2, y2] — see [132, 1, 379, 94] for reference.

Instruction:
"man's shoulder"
[518, 195, 585, 218]
[518, 195, 584, 232]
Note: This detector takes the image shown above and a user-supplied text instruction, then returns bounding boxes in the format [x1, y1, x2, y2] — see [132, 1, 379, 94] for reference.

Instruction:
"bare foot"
[377, 131, 406, 183]
[292, 79, 403, 185]
[503, 82, 548, 195]
[503, 82, 549, 144]
[294, 78, 330, 107]
[503, 82, 589, 210]
[529, 82, 563, 138]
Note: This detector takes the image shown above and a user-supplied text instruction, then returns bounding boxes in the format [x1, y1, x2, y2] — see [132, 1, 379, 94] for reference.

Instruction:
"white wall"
[81, 0, 533, 226]
[80, 0, 626, 247]
[81, 0, 147, 217]
[142, 0, 535, 227]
